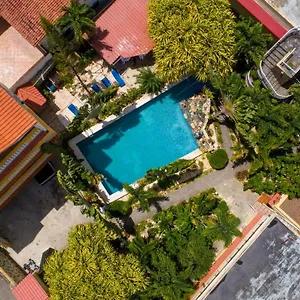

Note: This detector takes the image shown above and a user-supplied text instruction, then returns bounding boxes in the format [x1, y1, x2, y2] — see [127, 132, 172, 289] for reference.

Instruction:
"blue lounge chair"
[111, 69, 125, 87]
[101, 77, 112, 88]
[91, 83, 102, 93]
[45, 81, 56, 93]
[68, 103, 79, 117]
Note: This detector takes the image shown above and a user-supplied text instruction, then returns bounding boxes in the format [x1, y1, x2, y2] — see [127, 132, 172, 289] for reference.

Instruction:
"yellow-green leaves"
[148, 0, 236, 82]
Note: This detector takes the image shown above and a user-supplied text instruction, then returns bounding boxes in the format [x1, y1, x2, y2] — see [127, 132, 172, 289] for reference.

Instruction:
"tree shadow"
[150, 196, 169, 213]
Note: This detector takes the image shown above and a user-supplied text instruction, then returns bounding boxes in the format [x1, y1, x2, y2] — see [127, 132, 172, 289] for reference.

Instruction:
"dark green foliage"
[124, 183, 159, 212]
[60, 104, 92, 142]
[131, 189, 241, 299]
[235, 17, 273, 70]
[244, 153, 300, 198]
[107, 200, 132, 217]
[99, 88, 144, 119]
[145, 159, 195, 189]
[214, 122, 223, 145]
[136, 67, 164, 94]
[41, 142, 67, 155]
[89, 86, 118, 107]
[42, 89, 55, 101]
[207, 149, 229, 169]
[203, 201, 242, 246]
[56, 0, 95, 45]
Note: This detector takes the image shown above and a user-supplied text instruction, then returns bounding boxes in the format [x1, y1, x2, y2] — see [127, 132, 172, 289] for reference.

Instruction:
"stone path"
[131, 125, 258, 228]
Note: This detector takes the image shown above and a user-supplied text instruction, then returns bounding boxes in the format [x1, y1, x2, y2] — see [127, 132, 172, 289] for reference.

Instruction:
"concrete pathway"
[131, 125, 258, 228]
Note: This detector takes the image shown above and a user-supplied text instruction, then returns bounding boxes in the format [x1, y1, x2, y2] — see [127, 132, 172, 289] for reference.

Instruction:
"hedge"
[207, 149, 228, 170]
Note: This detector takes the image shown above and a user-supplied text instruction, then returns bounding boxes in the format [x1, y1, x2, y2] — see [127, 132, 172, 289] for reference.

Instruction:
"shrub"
[136, 67, 164, 94]
[107, 200, 132, 217]
[235, 170, 249, 182]
[89, 86, 118, 107]
[41, 142, 67, 155]
[214, 122, 223, 145]
[42, 89, 55, 101]
[207, 149, 228, 170]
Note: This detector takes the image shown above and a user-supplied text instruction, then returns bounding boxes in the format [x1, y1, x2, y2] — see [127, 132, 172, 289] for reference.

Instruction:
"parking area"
[206, 219, 300, 300]
[0, 159, 90, 267]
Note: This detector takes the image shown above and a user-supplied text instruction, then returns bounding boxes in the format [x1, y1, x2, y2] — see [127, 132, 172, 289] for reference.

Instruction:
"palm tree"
[123, 183, 159, 212]
[128, 235, 157, 267]
[57, 0, 95, 45]
[136, 67, 164, 94]
[235, 17, 273, 69]
[203, 202, 242, 247]
[41, 17, 92, 95]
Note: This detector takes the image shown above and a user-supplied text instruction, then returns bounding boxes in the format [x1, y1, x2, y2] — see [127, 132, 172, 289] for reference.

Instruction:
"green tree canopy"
[44, 222, 148, 300]
[148, 0, 236, 82]
[235, 17, 273, 69]
[57, 0, 95, 44]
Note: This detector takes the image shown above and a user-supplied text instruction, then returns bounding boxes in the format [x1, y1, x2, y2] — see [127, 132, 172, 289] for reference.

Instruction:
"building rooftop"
[279, 197, 300, 227]
[90, 0, 154, 64]
[264, 0, 300, 28]
[12, 274, 49, 300]
[0, 0, 68, 46]
[207, 219, 300, 300]
[0, 20, 44, 88]
[259, 27, 300, 99]
[0, 86, 36, 153]
[17, 84, 47, 113]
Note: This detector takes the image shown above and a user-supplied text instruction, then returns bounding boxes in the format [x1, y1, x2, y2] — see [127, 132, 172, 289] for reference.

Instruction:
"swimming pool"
[78, 78, 203, 194]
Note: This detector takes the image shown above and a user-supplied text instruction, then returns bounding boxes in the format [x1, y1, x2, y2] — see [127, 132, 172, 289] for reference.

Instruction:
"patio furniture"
[111, 69, 125, 87]
[68, 103, 79, 117]
[45, 81, 56, 93]
[92, 83, 102, 93]
[101, 77, 112, 88]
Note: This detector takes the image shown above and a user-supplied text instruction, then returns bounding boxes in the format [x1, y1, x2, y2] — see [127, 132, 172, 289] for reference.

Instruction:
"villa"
[0, 84, 56, 210]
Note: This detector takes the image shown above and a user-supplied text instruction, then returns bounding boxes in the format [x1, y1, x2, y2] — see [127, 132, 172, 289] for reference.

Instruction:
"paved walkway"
[131, 125, 258, 228]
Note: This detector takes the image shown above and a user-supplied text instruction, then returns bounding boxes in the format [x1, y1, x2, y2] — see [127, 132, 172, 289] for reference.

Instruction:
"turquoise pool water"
[78, 78, 203, 194]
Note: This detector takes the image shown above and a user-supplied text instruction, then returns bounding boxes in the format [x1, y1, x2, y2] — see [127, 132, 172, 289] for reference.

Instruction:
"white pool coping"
[69, 83, 201, 202]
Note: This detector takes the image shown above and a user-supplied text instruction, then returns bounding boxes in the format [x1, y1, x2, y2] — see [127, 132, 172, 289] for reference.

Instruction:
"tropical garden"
[43, 190, 241, 299]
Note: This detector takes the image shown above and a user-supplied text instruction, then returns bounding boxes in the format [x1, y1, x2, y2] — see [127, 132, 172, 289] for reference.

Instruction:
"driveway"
[0, 275, 15, 300]
[131, 125, 258, 229]
[0, 158, 90, 267]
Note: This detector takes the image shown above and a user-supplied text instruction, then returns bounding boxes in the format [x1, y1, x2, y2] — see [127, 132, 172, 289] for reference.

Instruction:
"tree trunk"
[70, 64, 92, 96]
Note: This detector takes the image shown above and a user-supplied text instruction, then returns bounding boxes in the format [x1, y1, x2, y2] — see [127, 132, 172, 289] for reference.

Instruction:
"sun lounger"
[111, 69, 125, 87]
[45, 81, 56, 93]
[91, 83, 102, 93]
[101, 77, 112, 88]
[68, 103, 79, 117]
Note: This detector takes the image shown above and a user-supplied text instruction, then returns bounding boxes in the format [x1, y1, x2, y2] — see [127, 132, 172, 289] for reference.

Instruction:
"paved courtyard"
[0, 159, 90, 267]
[131, 125, 258, 229]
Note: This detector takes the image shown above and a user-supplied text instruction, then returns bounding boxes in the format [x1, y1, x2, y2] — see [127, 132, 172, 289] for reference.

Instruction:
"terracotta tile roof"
[0, 87, 36, 153]
[12, 274, 49, 300]
[0, 0, 69, 46]
[17, 84, 47, 113]
[90, 0, 154, 64]
[257, 193, 272, 204]
[279, 198, 300, 226]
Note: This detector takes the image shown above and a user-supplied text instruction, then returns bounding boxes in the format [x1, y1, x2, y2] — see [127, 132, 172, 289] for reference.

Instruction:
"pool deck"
[69, 83, 202, 202]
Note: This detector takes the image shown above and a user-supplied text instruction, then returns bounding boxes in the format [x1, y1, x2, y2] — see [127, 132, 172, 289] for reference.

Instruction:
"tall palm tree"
[203, 202, 242, 246]
[124, 184, 158, 212]
[57, 0, 95, 45]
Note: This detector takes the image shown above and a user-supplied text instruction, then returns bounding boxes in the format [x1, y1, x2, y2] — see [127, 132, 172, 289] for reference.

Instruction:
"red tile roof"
[12, 274, 49, 300]
[0, 87, 36, 153]
[237, 0, 287, 39]
[0, 0, 69, 46]
[17, 85, 47, 113]
[90, 0, 154, 64]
